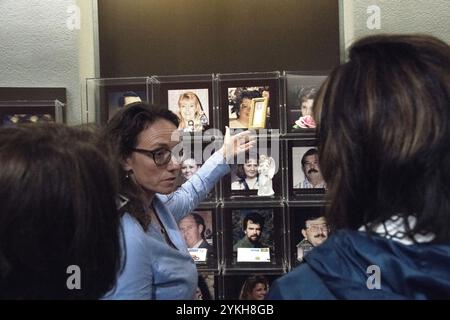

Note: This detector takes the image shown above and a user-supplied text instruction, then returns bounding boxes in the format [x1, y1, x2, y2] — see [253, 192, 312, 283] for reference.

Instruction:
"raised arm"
[160, 127, 255, 222]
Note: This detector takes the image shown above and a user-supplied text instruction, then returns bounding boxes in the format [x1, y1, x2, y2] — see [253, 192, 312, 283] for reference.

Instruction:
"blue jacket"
[267, 230, 450, 299]
[104, 151, 229, 300]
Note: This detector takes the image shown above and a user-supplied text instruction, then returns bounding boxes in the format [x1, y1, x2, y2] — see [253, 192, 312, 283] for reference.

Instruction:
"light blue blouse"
[104, 151, 229, 300]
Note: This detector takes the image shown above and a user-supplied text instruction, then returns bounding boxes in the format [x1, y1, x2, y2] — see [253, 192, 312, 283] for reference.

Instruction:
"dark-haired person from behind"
[267, 34, 450, 300]
[0, 123, 121, 299]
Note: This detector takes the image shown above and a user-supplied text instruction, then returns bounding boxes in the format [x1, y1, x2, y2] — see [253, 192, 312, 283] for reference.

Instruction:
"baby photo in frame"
[249, 97, 269, 129]
[289, 207, 329, 268]
[285, 74, 327, 133]
[167, 88, 210, 133]
[178, 209, 216, 266]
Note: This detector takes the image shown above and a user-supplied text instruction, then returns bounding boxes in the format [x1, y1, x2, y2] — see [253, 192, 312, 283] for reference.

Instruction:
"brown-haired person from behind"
[102, 102, 254, 299]
[267, 34, 450, 300]
[0, 123, 121, 299]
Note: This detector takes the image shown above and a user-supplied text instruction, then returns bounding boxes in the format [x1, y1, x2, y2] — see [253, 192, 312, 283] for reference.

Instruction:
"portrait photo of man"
[178, 212, 213, 252]
[292, 147, 326, 189]
[232, 210, 273, 252]
[296, 215, 329, 262]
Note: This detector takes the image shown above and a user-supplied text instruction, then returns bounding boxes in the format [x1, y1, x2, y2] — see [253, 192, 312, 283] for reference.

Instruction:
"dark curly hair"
[102, 102, 179, 231]
[231, 90, 261, 118]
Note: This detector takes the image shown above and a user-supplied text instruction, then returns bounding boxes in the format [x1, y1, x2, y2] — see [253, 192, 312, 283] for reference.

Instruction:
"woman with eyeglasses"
[102, 102, 254, 300]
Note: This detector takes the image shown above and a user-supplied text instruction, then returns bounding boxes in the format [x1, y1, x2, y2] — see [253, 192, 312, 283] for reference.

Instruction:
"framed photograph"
[0, 100, 64, 127]
[167, 88, 210, 132]
[219, 77, 279, 133]
[154, 80, 213, 134]
[221, 274, 282, 300]
[174, 140, 218, 203]
[232, 209, 274, 253]
[225, 138, 282, 200]
[100, 84, 148, 124]
[285, 73, 327, 134]
[249, 97, 269, 129]
[222, 206, 284, 269]
[178, 209, 217, 268]
[107, 88, 147, 119]
[196, 272, 218, 300]
[287, 140, 326, 200]
[288, 206, 328, 269]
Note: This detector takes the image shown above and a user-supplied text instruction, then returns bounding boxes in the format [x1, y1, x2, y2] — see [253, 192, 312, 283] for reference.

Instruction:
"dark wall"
[98, 0, 340, 77]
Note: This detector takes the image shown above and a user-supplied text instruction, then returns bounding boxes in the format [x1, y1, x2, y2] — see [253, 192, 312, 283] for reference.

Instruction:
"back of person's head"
[0, 123, 121, 299]
[243, 212, 265, 231]
[239, 275, 269, 300]
[314, 34, 450, 242]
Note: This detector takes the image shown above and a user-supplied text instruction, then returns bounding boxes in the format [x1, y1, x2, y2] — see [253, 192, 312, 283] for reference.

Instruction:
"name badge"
[237, 247, 270, 262]
[188, 248, 208, 262]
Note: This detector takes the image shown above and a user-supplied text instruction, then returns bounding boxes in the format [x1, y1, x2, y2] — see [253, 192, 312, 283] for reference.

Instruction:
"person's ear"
[199, 224, 204, 235]
[301, 229, 307, 239]
[122, 156, 134, 172]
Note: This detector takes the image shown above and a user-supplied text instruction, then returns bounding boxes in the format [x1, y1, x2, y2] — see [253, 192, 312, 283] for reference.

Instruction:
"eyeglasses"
[131, 148, 173, 166]
[306, 224, 329, 233]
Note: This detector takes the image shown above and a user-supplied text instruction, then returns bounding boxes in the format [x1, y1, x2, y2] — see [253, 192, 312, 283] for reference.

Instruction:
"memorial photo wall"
[86, 72, 330, 295]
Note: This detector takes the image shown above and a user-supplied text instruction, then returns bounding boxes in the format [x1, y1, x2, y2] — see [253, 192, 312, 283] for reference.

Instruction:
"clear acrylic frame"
[85, 76, 150, 125]
[85, 71, 331, 291]
[0, 100, 65, 126]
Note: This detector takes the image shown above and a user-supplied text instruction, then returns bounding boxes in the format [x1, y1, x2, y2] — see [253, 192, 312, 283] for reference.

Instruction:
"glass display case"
[86, 70, 330, 298]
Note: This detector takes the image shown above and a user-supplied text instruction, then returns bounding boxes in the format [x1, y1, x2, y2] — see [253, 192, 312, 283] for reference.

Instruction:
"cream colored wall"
[341, 0, 450, 58]
[77, 0, 99, 123]
[0, 0, 98, 125]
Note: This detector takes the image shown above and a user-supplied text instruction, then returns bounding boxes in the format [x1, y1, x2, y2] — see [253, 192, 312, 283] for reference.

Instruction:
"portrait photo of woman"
[231, 155, 259, 190]
[228, 87, 269, 129]
[168, 89, 209, 132]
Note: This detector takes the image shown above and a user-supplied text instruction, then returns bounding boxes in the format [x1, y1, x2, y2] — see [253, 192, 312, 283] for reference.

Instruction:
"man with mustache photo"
[294, 148, 326, 189]
[233, 212, 266, 251]
[296, 215, 329, 263]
